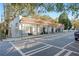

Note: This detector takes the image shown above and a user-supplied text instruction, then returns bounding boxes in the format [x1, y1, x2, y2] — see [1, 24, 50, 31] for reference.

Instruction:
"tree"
[3, 3, 79, 37]
[68, 20, 72, 29]
[72, 19, 79, 29]
[58, 12, 72, 30]
[3, 3, 44, 37]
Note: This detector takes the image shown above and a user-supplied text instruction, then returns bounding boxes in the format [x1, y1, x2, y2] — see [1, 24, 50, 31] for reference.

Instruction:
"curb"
[2, 31, 73, 42]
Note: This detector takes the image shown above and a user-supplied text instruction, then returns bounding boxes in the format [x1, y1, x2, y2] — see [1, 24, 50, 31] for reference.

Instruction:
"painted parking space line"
[24, 45, 50, 55]
[9, 40, 79, 56]
[52, 44, 79, 55]
[71, 51, 79, 55]
[14, 42, 41, 49]
[24, 42, 50, 54]
[69, 52, 79, 56]
[26, 45, 52, 56]
[10, 40, 52, 56]
[40, 41, 79, 56]
[54, 49, 66, 56]
[63, 41, 74, 49]
[39, 42, 53, 46]
[64, 41, 79, 55]
[24, 42, 52, 55]
[64, 51, 72, 56]
[69, 45, 79, 51]
[12, 32, 72, 42]
[40, 41, 63, 50]
[9, 42, 25, 56]
[7, 32, 75, 56]
[34, 32, 73, 41]
[25, 41, 62, 56]
[6, 47, 14, 54]
[65, 48, 79, 55]
[74, 42, 79, 46]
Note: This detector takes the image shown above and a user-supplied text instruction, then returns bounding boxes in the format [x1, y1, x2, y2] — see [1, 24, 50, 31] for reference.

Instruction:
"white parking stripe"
[54, 49, 66, 56]
[74, 43, 79, 46]
[7, 32, 74, 56]
[39, 42, 53, 46]
[40, 41, 79, 55]
[63, 49, 79, 55]
[6, 47, 14, 54]
[64, 51, 72, 56]
[25, 45, 50, 55]
[26, 45, 52, 56]
[39, 41, 79, 55]
[52, 44, 79, 55]
[69, 45, 79, 51]
[35, 32, 72, 41]
[10, 40, 79, 56]
[39, 41, 62, 49]
[9, 42, 25, 56]
[63, 41, 74, 49]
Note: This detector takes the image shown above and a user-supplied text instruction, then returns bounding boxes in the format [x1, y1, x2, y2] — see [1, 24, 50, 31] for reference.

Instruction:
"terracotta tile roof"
[20, 17, 56, 26]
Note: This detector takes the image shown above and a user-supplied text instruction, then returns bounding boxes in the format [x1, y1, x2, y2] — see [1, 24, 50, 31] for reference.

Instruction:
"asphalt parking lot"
[0, 31, 79, 56]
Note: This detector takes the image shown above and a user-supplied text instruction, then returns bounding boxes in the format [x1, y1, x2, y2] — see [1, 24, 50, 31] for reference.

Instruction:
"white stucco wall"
[37, 25, 42, 35]
[53, 27, 56, 32]
[9, 16, 56, 37]
[9, 16, 21, 37]
[32, 25, 38, 35]
[48, 26, 52, 33]
[44, 26, 48, 33]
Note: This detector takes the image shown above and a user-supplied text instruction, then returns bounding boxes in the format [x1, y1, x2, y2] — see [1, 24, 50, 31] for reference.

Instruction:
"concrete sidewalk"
[2, 31, 74, 42]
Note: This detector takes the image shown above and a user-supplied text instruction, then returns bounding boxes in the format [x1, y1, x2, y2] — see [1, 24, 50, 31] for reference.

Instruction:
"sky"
[41, 11, 74, 20]
[0, 3, 4, 22]
[0, 3, 73, 23]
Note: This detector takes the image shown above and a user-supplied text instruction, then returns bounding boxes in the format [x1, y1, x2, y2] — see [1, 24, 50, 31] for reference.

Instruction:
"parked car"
[74, 30, 79, 41]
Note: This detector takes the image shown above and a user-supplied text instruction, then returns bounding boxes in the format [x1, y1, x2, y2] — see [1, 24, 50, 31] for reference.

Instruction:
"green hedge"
[0, 32, 6, 39]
